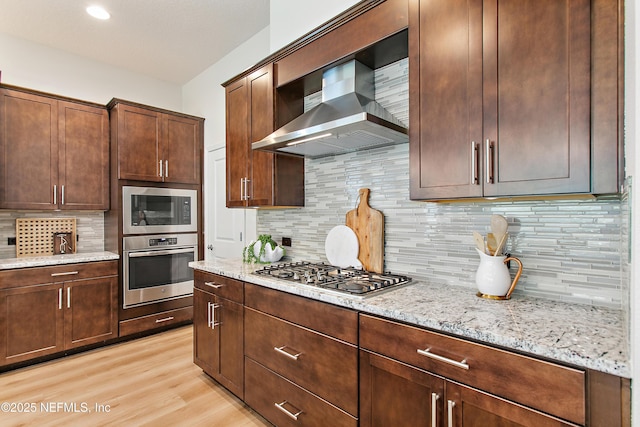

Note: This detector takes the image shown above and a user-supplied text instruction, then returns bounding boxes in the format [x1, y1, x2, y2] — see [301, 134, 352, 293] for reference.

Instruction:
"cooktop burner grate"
[253, 261, 412, 297]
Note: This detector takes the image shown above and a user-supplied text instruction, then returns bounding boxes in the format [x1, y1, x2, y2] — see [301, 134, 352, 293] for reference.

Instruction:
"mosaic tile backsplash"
[257, 58, 626, 309]
[0, 211, 105, 259]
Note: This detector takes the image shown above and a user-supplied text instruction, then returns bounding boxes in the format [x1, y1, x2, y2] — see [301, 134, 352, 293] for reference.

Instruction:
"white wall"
[0, 32, 181, 109]
[269, 0, 361, 53]
[182, 27, 270, 149]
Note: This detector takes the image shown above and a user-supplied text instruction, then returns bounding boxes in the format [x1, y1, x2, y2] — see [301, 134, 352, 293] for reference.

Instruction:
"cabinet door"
[58, 101, 109, 210]
[164, 114, 201, 184]
[409, 0, 483, 200]
[482, 0, 591, 196]
[225, 78, 249, 207]
[0, 284, 64, 366]
[64, 275, 118, 349]
[0, 89, 58, 209]
[447, 382, 577, 427]
[115, 103, 162, 182]
[193, 288, 219, 376]
[247, 65, 275, 207]
[218, 297, 244, 399]
[360, 350, 444, 427]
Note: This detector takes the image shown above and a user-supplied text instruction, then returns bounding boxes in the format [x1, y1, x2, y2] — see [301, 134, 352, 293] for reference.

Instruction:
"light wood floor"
[0, 326, 272, 427]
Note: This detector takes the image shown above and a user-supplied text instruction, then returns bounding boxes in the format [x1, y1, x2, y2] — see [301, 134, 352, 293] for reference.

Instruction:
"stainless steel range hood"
[252, 60, 408, 158]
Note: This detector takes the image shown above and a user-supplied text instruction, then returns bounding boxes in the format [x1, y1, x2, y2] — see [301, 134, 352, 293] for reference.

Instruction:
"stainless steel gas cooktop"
[253, 261, 412, 298]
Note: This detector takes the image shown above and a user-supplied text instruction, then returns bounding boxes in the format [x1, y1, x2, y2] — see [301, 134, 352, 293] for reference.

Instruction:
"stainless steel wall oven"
[122, 233, 197, 308]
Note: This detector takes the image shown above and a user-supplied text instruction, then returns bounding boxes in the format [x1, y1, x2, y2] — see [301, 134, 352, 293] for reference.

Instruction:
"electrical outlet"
[8, 237, 16, 245]
[282, 237, 292, 247]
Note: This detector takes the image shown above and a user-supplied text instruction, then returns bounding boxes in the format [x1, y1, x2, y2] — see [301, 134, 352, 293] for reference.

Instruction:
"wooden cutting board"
[346, 188, 384, 273]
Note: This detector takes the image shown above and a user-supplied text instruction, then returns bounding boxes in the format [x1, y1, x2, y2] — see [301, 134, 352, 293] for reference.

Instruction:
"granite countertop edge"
[0, 252, 120, 270]
[190, 258, 630, 378]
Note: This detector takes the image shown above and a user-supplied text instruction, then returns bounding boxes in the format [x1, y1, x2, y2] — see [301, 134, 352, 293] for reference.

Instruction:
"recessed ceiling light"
[86, 5, 111, 20]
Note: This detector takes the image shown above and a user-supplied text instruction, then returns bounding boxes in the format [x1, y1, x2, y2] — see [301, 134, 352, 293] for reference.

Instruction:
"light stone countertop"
[190, 258, 630, 378]
[0, 251, 119, 270]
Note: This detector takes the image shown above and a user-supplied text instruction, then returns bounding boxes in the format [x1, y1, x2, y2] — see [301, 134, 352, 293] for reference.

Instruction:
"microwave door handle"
[128, 248, 195, 258]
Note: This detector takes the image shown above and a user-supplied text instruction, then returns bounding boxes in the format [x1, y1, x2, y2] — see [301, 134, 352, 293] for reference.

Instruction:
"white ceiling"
[0, 0, 270, 85]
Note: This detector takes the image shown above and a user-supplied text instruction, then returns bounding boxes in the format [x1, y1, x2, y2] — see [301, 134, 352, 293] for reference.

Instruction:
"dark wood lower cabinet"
[360, 350, 577, 427]
[0, 261, 118, 367]
[193, 273, 244, 399]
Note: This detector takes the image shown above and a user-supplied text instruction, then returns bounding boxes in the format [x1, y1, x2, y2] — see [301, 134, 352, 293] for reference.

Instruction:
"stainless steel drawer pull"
[58, 288, 63, 310]
[274, 345, 302, 361]
[155, 316, 175, 324]
[274, 401, 303, 421]
[51, 271, 79, 277]
[417, 348, 469, 370]
[431, 393, 440, 427]
[204, 281, 223, 289]
[67, 287, 71, 308]
[447, 400, 456, 427]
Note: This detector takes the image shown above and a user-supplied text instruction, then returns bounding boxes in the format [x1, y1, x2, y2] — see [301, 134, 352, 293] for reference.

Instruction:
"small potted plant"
[243, 234, 285, 263]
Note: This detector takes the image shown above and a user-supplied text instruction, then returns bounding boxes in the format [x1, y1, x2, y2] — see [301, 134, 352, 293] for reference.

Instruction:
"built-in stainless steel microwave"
[122, 186, 197, 235]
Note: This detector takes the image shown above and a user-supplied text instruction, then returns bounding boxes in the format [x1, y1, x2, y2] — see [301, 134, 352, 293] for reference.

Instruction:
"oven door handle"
[127, 248, 195, 258]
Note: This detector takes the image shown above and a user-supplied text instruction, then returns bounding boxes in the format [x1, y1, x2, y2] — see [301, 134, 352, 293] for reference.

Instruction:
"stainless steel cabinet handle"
[274, 401, 303, 421]
[61, 185, 65, 205]
[485, 139, 495, 184]
[58, 288, 63, 310]
[240, 178, 244, 201]
[53, 185, 57, 205]
[447, 400, 456, 427]
[245, 178, 251, 200]
[204, 281, 223, 289]
[208, 302, 221, 329]
[159, 160, 163, 178]
[67, 287, 71, 308]
[51, 271, 79, 277]
[417, 348, 469, 370]
[274, 345, 302, 361]
[471, 141, 479, 185]
[155, 316, 174, 324]
[165, 160, 169, 178]
[431, 393, 440, 427]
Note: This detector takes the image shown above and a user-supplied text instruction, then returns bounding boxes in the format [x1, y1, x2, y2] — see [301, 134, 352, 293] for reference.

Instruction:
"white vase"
[252, 241, 284, 263]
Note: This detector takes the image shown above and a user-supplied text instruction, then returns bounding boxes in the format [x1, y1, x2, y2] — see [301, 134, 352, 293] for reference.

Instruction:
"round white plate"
[325, 225, 360, 268]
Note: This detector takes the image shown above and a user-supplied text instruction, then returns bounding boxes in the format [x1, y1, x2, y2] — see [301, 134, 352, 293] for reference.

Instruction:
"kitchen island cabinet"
[0, 260, 118, 367]
[193, 270, 244, 399]
[224, 64, 304, 208]
[108, 99, 203, 185]
[409, 0, 622, 200]
[0, 86, 109, 210]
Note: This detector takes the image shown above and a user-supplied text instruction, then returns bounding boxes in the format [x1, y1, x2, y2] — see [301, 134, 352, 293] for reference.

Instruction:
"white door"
[204, 147, 246, 259]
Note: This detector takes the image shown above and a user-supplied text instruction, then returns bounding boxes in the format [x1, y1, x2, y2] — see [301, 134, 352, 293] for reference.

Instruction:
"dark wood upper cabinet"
[410, 0, 621, 200]
[224, 64, 304, 208]
[0, 87, 109, 210]
[109, 100, 203, 185]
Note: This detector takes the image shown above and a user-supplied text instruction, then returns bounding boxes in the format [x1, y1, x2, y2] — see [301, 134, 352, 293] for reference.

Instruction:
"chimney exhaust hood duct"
[252, 60, 408, 158]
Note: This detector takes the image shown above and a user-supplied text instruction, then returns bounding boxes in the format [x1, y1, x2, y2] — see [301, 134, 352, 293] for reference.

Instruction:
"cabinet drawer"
[245, 307, 358, 416]
[0, 261, 118, 290]
[359, 314, 585, 425]
[194, 270, 243, 304]
[119, 306, 193, 337]
[245, 357, 357, 427]
[245, 283, 358, 344]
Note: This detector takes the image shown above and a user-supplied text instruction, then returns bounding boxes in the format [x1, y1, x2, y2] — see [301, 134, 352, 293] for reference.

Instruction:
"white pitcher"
[475, 248, 523, 300]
